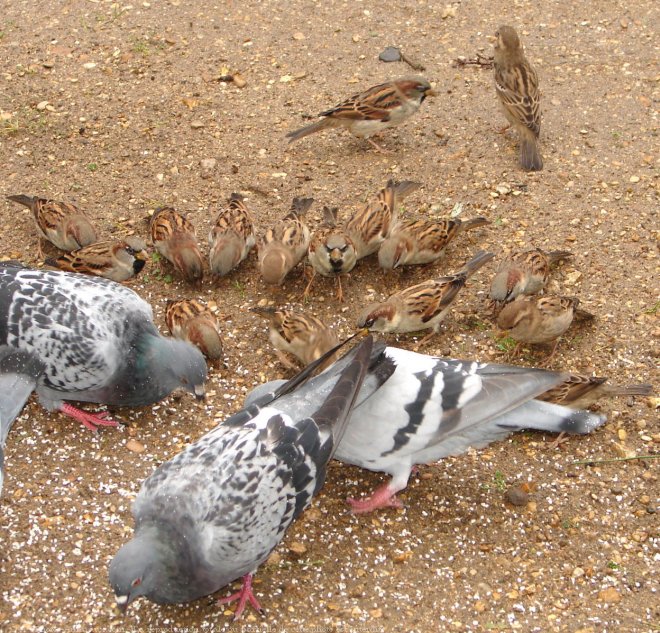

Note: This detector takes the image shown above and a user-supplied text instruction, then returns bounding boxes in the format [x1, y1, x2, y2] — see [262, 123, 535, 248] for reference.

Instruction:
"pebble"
[597, 587, 621, 603]
[200, 158, 216, 170]
[190, 120, 205, 129]
[125, 439, 146, 453]
[505, 484, 529, 506]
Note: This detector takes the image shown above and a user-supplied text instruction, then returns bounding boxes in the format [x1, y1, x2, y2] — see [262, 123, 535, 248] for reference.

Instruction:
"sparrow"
[7, 194, 98, 256]
[209, 193, 256, 276]
[497, 295, 594, 357]
[357, 250, 494, 345]
[489, 248, 572, 306]
[258, 197, 313, 285]
[493, 25, 543, 171]
[345, 180, 421, 260]
[286, 77, 436, 151]
[378, 216, 490, 270]
[251, 306, 338, 369]
[306, 206, 357, 302]
[165, 299, 223, 361]
[537, 374, 653, 409]
[150, 207, 204, 282]
[44, 240, 147, 282]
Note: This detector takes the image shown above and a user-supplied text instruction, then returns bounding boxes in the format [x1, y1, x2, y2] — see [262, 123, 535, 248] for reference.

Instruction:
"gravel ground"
[0, 1, 658, 632]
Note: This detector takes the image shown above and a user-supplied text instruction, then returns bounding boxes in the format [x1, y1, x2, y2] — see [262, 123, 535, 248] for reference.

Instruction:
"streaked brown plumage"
[150, 207, 204, 282]
[306, 206, 357, 302]
[345, 180, 421, 260]
[490, 248, 572, 305]
[357, 251, 494, 343]
[251, 306, 338, 368]
[286, 77, 437, 151]
[208, 193, 256, 277]
[7, 194, 98, 255]
[165, 299, 223, 361]
[45, 240, 147, 282]
[378, 216, 489, 270]
[493, 25, 543, 171]
[538, 374, 653, 409]
[259, 197, 313, 286]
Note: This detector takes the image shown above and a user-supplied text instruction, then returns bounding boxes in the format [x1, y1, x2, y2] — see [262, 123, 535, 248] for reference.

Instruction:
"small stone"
[474, 600, 487, 613]
[289, 541, 307, 555]
[629, 175, 640, 183]
[190, 120, 205, 129]
[369, 608, 383, 618]
[572, 567, 585, 578]
[232, 73, 247, 88]
[505, 484, 529, 506]
[495, 183, 511, 195]
[292, 32, 305, 40]
[265, 551, 281, 566]
[200, 158, 216, 170]
[126, 439, 145, 453]
[617, 428, 627, 441]
[82, 62, 97, 69]
[36, 101, 49, 111]
[598, 587, 621, 603]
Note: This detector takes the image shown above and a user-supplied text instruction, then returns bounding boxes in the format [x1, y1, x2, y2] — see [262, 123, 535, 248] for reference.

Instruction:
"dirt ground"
[0, 1, 658, 632]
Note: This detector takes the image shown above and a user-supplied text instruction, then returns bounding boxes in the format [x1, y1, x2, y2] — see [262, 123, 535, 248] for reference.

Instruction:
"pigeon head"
[138, 334, 208, 401]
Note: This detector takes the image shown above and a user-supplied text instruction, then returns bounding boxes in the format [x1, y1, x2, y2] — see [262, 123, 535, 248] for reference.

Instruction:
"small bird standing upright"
[357, 250, 494, 346]
[259, 197, 313, 285]
[251, 306, 338, 369]
[165, 299, 224, 361]
[345, 180, 421, 260]
[208, 193, 256, 276]
[378, 216, 490, 270]
[286, 77, 436, 151]
[108, 335, 375, 618]
[493, 25, 543, 171]
[489, 248, 572, 306]
[7, 194, 98, 256]
[306, 206, 357, 302]
[150, 207, 204, 282]
[45, 240, 147, 282]
[497, 295, 593, 358]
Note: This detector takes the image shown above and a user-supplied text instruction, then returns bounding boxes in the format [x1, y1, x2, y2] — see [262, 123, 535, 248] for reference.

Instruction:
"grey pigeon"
[108, 334, 377, 619]
[0, 262, 207, 435]
[246, 345, 606, 513]
[0, 346, 45, 494]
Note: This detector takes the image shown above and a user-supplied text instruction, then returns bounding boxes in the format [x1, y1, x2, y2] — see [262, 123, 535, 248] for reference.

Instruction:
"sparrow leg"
[494, 123, 511, 135]
[335, 276, 344, 303]
[217, 573, 264, 620]
[59, 403, 118, 431]
[302, 267, 316, 301]
[347, 483, 403, 514]
[413, 330, 436, 351]
[366, 138, 393, 154]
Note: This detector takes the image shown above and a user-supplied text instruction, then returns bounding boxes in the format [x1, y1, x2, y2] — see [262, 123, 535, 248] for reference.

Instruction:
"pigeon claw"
[347, 484, 403, 514]
[59, 403, 118, 431]
[217, 573, 264, 621]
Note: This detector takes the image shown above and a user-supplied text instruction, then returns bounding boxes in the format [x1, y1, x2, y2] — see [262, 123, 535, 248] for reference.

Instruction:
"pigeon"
[0, 262, 207, 434]
[108, 334, 376, 618]
[7, 194, 98, 256]
[246, 344, 606, 514]
[0, 346, 45, 494]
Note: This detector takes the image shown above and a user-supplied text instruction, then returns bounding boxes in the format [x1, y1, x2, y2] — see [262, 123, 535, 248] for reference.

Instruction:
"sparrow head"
[494, 25, 521, 53]
[356, 302, 397, 332]
[397, 77, 437, 101]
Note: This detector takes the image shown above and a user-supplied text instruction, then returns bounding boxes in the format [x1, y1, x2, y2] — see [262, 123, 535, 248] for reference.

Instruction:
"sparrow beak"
[425, 88, 438, 97]
[135, 250, 148, 261]
[194, 384, 206, 401]
[486, 35, 497, 43]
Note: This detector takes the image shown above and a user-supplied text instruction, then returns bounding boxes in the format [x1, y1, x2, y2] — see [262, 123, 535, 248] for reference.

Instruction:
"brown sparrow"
[259, 197, 313, 286]
[379, 216, 489, 270]
[497, 295, 593, 356]
[538, 374, 653, 409]
[493, 25, 543, 171]
[7, 194, 98, 256]
[251, 306, 338, 369]
[150, 207, 204, 282]
[165, 299, 223, 361]
[357, 250, 494, 345]
[208, 193, 256, 276]
[345, 180, 421, 260]
[45, 240, 147, 282]
[286, 77, 437, 151]
[490, 248, 572, 305]
[306, 206, 357, 302]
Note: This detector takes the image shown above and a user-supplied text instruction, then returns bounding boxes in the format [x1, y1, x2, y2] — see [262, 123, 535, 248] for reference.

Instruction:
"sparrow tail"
[520, 136, 543, 171]
[285, 118, 335, 143]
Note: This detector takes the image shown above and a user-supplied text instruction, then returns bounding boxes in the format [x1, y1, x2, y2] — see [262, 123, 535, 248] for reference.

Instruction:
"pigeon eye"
[131, 578, 142, 588]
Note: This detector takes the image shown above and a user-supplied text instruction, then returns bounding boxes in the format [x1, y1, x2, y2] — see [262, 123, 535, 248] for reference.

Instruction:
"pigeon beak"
[194, 384, 206, 401]
[115, 594, 129, 614]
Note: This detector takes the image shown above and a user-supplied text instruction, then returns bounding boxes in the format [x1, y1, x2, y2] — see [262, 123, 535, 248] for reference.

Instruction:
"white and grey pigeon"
[108, 334, 377, 619]
[0, 261, 207, 435]
[245, 345, 607, 513]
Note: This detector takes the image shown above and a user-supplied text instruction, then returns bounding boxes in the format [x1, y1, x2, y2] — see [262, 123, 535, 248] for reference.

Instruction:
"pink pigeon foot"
[59, 403, 118, 432]
[347, 483, 403, 514]
[217, 573, 264, 620]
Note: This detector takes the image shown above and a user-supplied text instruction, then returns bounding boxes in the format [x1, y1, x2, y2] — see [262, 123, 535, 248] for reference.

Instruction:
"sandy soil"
[0, 1, 657, 632]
